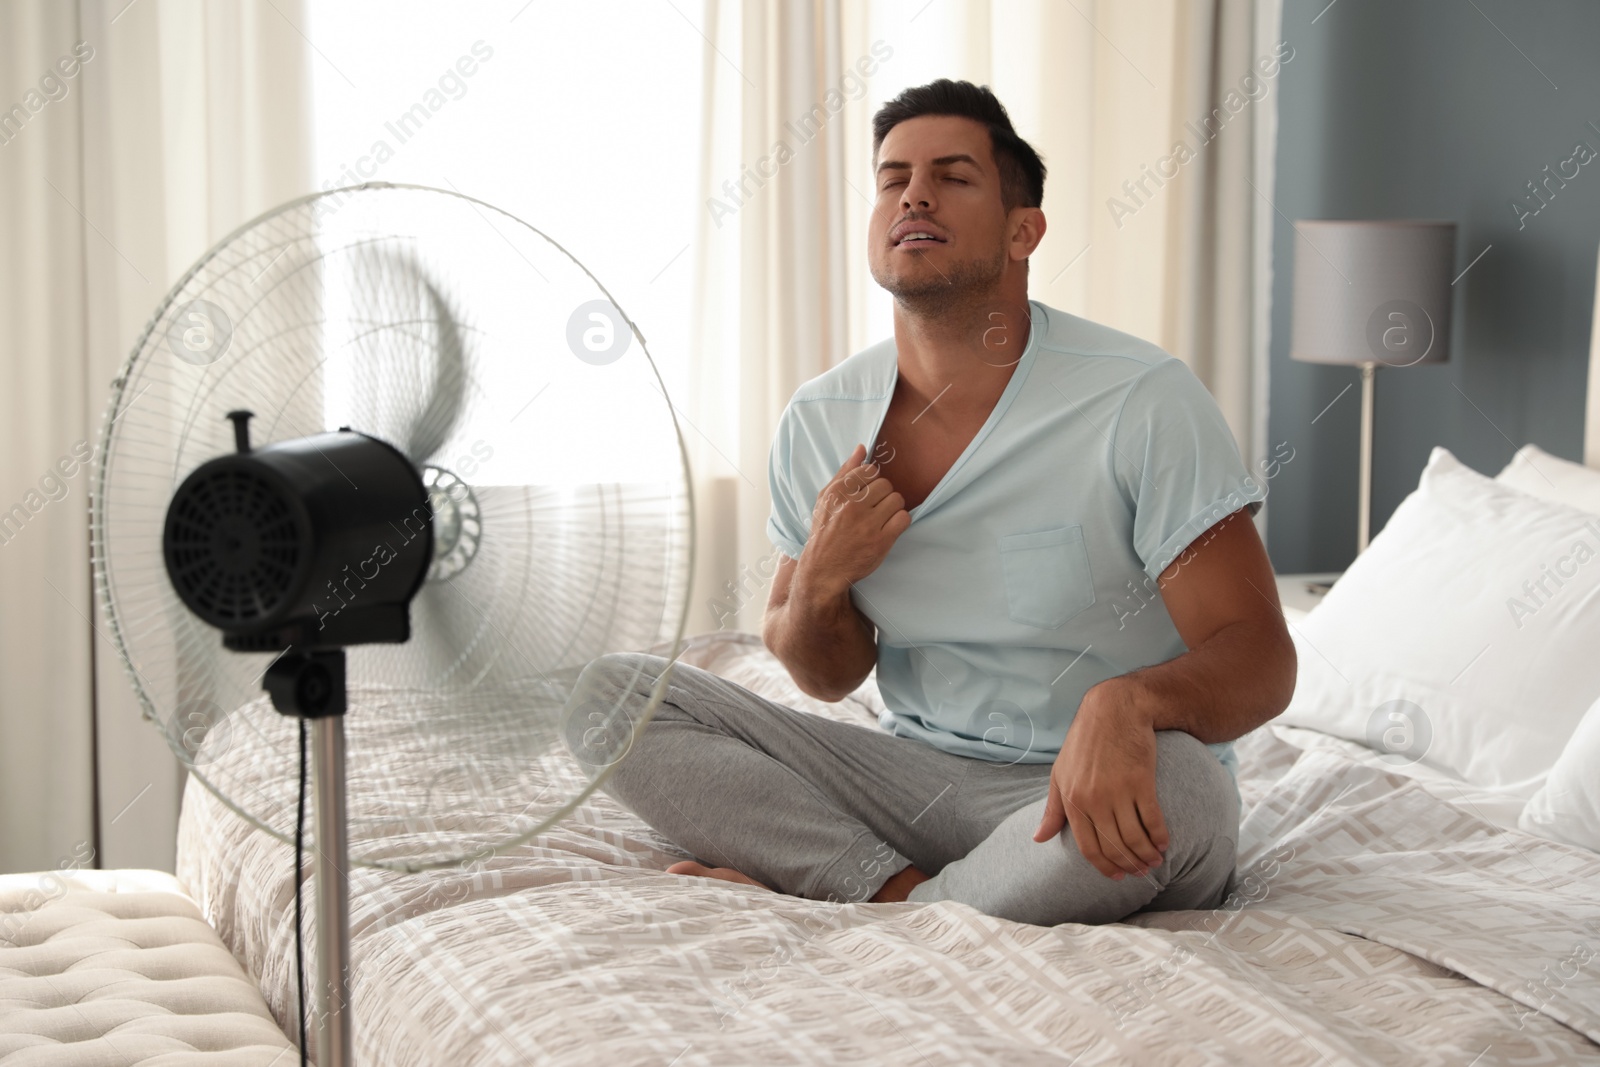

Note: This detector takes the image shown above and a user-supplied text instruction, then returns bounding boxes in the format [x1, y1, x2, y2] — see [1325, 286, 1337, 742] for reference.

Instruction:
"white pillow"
[1496, 442, 1600, 514]
[1276, 446, 1600, 798]
[1520, 696, 1600, 851]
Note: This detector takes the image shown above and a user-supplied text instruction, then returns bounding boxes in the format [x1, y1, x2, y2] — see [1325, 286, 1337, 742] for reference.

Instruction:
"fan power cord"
[295, 717, 309, 1066]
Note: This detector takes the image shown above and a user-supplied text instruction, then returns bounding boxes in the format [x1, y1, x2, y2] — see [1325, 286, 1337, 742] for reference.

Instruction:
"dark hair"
[871, 78, 1046, 212]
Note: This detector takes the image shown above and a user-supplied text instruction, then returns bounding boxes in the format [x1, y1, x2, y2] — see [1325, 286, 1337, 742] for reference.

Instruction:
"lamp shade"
[1289, 220, 1457, 367]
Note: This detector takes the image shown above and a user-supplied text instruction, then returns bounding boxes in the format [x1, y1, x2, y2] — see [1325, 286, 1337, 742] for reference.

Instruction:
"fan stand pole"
[312, 713, 353, 1067]
[264, 649, 354, 1066]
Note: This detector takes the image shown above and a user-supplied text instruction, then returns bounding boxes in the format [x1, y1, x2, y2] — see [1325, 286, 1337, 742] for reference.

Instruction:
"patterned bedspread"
[176, 632, 1600, 1066]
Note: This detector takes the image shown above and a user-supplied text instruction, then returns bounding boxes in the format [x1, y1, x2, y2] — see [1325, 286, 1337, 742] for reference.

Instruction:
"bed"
[173, 270, 1600, 1064]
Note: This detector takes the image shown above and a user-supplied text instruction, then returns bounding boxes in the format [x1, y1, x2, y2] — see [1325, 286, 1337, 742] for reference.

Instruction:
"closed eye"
[880, 175, 972, 191]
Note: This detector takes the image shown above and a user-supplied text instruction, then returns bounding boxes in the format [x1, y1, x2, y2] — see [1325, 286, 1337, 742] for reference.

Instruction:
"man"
[563, 78, 1296, 927]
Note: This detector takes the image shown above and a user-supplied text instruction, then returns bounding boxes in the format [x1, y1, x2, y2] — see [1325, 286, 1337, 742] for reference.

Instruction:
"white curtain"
[686, 0, 1283, 636]
[0, 1, 97, 878]
[0, 0, 312, 875]
[686, 0, 855, 638]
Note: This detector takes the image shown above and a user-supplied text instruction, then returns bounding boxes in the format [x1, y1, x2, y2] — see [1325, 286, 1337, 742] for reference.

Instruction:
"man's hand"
[1033, 681, 1169, 880]
[761, 444, 901, 704]
[796, 443, 912, 599]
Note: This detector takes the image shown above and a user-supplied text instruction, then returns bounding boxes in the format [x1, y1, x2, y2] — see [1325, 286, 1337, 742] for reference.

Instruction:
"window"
[307, 1, 701, 482]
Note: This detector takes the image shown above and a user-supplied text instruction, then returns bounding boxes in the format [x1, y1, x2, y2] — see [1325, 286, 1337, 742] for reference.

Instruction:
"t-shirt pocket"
[997, 524, 1095, 629]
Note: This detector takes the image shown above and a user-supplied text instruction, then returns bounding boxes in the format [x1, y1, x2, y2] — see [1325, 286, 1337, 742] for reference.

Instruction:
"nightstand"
[1274, 571, 1342, 615]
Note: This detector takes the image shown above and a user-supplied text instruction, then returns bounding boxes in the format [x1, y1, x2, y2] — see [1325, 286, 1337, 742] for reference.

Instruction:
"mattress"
[176, 631, 1600, 1066]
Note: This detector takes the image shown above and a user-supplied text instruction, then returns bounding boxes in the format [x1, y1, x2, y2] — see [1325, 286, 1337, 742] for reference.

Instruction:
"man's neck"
[891, 293, 1033, 421]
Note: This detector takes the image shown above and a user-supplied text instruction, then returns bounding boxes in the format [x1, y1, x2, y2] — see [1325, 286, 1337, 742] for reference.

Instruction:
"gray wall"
[1266, 0, 1600, 573]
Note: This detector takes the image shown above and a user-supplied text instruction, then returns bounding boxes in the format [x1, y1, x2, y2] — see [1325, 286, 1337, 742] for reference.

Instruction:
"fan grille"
[165, 466, 306, 625]
[95, 184, 695, 870]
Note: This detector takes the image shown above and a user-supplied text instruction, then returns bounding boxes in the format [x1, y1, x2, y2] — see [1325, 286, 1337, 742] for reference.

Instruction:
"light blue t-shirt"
[765, 299, 1267, 782]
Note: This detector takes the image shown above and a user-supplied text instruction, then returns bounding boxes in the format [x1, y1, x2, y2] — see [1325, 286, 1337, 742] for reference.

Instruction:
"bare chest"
[871, 396, 989, 513]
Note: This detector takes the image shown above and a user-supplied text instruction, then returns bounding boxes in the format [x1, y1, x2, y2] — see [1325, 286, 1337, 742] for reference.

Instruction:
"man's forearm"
[764, 561, 878, 702]
[1086, 618, 1296, 744]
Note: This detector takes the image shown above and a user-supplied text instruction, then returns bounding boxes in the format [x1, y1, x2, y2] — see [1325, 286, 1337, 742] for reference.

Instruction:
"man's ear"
[1009, 207, 1046, 263]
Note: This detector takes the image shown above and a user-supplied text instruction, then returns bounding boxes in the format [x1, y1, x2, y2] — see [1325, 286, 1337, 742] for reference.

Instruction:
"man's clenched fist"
[797, 443, 912, 598]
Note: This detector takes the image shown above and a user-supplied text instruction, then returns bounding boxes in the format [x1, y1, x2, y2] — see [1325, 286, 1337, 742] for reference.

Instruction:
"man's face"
[867, 114, 1014, 309]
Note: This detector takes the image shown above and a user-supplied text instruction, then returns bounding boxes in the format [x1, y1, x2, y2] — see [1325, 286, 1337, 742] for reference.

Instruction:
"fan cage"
[89, 182, 698, 871]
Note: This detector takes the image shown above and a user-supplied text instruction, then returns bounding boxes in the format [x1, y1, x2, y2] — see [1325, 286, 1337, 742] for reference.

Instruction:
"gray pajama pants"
[561, 652, 1240, 927]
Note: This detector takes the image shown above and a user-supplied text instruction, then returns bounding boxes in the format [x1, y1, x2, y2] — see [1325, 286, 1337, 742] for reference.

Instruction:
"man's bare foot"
[665, 860, 775, 891]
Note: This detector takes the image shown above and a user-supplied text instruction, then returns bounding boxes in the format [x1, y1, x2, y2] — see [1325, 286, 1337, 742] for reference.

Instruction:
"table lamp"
[1289, 219, 1457, 555]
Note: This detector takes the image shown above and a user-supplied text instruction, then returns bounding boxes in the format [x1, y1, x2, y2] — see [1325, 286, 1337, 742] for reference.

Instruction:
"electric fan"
[90, 183, 695, 1065]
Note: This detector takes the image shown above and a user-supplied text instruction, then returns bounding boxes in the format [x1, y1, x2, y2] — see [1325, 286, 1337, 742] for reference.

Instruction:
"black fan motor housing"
[163, 426, 432, 652]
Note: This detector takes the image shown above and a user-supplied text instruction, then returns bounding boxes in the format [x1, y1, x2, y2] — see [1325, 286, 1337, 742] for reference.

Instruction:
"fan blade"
[403, 270, 468, 463]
